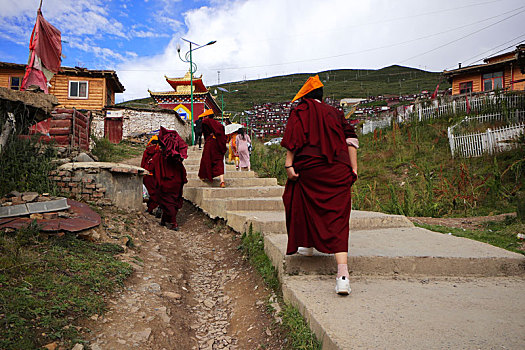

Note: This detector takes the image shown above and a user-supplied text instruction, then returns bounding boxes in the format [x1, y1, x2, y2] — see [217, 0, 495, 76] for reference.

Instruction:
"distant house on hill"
[443, 45, 525, 95]
[0, 61, 125, 111]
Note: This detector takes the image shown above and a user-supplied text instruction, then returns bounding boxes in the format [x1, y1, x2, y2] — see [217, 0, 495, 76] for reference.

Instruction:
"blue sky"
[1, 0, 524, 102]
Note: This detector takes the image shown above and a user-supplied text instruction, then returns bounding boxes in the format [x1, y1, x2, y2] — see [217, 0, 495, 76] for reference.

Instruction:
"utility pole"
[217, 71, 220, 85]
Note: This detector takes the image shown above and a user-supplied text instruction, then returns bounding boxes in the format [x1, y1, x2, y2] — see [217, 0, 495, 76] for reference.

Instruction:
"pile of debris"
[0, 191, 101, 235]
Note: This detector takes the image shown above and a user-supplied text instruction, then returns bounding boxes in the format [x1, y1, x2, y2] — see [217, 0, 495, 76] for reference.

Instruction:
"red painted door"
[104, 117, 123, 144]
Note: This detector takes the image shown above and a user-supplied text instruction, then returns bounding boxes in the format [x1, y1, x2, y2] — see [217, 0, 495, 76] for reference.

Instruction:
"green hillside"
[119, 65, 449, 112]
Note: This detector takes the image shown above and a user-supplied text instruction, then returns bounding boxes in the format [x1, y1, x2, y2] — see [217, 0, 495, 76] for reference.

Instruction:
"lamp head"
[176, 43, 181, 53]
[206, 40, 217, 46]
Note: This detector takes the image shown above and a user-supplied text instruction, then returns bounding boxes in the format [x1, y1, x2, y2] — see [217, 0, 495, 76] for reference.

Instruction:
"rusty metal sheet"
[0, 199, 100, 233]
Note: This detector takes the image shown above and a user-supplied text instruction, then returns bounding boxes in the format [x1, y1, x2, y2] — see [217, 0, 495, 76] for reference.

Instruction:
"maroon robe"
[281, 99, 358, 255]
[198, 117, 227, 181]
[141, 144, 160, 213]
[155, 127, 188, 227]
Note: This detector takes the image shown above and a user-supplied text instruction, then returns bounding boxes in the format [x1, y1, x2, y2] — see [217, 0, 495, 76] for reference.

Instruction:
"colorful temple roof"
[164, 71, 208, 93]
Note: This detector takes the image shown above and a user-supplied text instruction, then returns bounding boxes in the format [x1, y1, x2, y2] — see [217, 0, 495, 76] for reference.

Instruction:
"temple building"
[148, 71, 221, 122]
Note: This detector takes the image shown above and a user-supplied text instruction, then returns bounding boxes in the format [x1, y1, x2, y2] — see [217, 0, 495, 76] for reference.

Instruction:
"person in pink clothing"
[235, 128, 251, 171]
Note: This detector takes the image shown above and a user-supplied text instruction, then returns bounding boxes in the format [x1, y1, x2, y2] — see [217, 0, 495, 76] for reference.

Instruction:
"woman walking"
[281, 75, 358, 295]
[236, 128, 251, 171]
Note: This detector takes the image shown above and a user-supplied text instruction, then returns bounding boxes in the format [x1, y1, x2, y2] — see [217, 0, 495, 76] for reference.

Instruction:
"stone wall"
[91, 107, 190, 141]
[49, 162, 147, 211]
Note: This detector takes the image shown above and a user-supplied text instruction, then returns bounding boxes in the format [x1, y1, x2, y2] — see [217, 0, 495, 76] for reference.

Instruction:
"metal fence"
[448, 121, 525, 158]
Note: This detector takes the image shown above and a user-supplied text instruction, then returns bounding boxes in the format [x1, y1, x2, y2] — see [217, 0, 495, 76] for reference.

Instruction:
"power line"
[458, 36, 525, 68]
[399, 7, 525, 63]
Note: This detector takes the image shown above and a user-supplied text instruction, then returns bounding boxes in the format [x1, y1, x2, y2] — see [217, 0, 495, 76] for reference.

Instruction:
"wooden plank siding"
[48, 75, 110, 110]
[452, 73, 481, 95]
[511, 64, 525, 91]
[0, 69, 25, 89]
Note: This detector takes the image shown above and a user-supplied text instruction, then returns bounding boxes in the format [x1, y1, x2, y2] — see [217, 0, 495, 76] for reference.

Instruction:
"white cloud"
[116, 0, 525, 101]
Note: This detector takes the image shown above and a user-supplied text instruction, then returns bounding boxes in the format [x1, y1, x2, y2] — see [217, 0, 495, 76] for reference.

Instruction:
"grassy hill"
[118, 65, 450, 112]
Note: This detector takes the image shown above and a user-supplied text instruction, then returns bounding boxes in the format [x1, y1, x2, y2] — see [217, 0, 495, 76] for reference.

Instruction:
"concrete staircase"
[183, 147, 525, 350]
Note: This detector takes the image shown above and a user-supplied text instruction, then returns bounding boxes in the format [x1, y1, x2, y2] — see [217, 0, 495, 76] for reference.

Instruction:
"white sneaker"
[335, 276, 351, 295]
[297, 247, 314, 256]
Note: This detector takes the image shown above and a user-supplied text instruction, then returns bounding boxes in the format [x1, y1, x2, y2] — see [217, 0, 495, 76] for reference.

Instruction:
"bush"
[0, 135, 58, 197]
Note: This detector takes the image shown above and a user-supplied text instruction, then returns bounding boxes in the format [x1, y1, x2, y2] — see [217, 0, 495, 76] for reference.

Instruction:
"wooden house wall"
[511, 65, 525, 91]
[452, 73, 481, 95]
[0, 69, 25, 89]
[49, 75, 108, 110]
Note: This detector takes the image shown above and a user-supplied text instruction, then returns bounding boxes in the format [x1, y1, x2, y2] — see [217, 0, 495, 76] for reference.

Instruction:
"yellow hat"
[292, 75, 324, 102]
[198, 109, 214, 118]
[147, 135, 158, 146]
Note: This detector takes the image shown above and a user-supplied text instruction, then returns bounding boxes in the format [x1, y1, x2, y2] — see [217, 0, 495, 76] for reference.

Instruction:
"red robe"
[198, 117, 227, 181]
[281, 99, 357, 255]
[155, 127, 188, 227]
[141, 145, 160, 212]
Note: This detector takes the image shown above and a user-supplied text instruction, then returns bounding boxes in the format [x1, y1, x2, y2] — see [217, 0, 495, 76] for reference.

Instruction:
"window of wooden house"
[69, 80, 89, 99]
[482, 71, 503, 91]
[459, 81, 473, 94]
[9, 76, 22, 90]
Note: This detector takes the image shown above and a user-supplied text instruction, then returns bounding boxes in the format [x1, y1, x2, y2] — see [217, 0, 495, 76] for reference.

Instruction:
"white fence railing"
[448, 122, 525, 158]
[414, 94, 525, 121]
[361, 116, 392, 135]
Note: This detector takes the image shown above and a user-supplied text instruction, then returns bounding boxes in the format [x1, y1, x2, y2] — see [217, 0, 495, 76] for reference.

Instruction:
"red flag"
[431, 84, 439, 99]
[466, 95, 471, 114]
[21, 9, 62, 93]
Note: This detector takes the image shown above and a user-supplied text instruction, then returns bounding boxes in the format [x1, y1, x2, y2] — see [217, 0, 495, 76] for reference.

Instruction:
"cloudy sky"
[1, 0, 524, 102]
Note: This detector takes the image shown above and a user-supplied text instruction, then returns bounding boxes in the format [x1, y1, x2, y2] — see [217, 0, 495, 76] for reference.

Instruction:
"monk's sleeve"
[341, 115, 359, 148]
[281, 110, 306, 151]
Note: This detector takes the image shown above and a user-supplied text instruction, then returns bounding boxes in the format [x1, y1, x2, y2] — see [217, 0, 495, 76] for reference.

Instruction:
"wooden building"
[443, 45, 525, 95]
[148, 71, 221, 122]
[0, 62, 125, 111]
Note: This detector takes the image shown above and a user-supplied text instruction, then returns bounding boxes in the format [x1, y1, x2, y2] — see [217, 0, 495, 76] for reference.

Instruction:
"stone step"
[198, 197, 284, 219]
[264, 228, 525, 277]
[184, 186, 284, 203]
[186, 177, 278, 188]
[225, 210, 414, 236]
[282, 275, 525, 350]
[186, 171, 256, 179]
[185, 164, 237, 172]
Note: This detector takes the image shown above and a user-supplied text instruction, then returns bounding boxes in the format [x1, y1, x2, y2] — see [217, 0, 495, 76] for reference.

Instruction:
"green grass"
[415, 216, 525, 255]
[239, 225, 321, 350]
[0, 223, 132, 349]
[90, 136, 143, 162]
[120, 65, 448, 112]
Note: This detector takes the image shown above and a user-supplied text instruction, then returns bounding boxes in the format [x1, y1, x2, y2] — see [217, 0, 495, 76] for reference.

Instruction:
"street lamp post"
[177, 38, 216, 146]
[215, 87, 238, 124]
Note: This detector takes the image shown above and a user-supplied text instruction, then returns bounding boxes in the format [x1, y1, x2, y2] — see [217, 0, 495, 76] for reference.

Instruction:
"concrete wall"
[91, 107, 190, 141]
[50, 162, 147, 211]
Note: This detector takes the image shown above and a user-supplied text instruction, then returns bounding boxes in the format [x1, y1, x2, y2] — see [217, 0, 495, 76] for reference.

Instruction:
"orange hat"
[147, 135, 158, 146]
[198, 109, 214, 118]
[291, 75, 324, 102]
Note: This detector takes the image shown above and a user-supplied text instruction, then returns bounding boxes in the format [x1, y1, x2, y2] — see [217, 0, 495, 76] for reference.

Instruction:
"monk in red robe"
[281, 75, 358, 295]
[141, 135, 160, 215]
[198, 109, 227, 187]
[154, 127, 188, 231]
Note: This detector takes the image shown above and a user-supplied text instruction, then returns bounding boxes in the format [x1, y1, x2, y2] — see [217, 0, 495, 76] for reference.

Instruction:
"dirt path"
[81, 157, 284, 349]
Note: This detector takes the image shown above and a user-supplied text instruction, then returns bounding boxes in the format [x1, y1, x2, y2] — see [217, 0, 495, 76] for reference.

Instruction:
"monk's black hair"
[303, 87, 323, 100]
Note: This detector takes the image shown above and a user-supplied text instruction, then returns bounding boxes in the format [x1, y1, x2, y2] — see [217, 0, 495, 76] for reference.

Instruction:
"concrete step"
[186, 170, 256, 179]
[198, 197, 284, 219]
[264, 228, 525, 277]
[282, 275, 525, 350]
[185, 164, 237, 172]
[184, 186, 284, 203]
[225, 210, 414, 236]
[186, 177, 278, 188]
